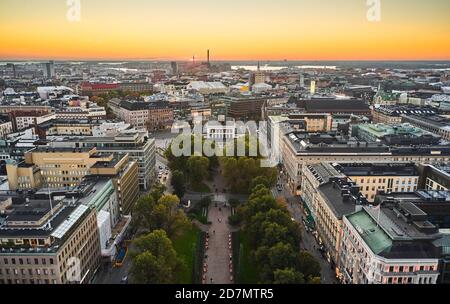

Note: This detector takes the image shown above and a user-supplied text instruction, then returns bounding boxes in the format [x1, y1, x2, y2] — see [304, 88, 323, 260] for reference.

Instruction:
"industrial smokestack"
[207, 49, 210, 65]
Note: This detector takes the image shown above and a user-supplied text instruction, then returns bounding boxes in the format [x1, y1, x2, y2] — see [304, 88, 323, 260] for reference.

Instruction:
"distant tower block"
[310, 80, 316, 95]
[43, 60, 55, 79]
[171, 61, 178, 75]
[207, 49, 210, 65]
[299, 73, 305, 87]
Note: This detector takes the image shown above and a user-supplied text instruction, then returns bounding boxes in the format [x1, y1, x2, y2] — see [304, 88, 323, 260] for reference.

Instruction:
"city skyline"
[0, 0, 449, 61]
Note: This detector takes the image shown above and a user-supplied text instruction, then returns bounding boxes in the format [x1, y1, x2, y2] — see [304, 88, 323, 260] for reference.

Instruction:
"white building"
[37, 86, 73, 99]
[187, 81, 229, 95]
[205, 122, 237, 140]
[252, 83, 273, 94]
[15, 113, 56, 131]
[92, 122, 131, 137]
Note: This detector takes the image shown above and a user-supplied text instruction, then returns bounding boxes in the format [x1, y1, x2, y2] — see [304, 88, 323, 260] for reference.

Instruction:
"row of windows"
[2, 257, 54, 266]
[58, 213, 98, 264]
[0, 267, 56, 276]
[357, 178, 418, 185]
[42, 170, 89, 176]
[385, 276, 435, 284]
[0, 278, 58, 285]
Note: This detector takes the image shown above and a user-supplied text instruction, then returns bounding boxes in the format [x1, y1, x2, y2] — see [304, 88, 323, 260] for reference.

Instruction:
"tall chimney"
[207, 49, 210, 65]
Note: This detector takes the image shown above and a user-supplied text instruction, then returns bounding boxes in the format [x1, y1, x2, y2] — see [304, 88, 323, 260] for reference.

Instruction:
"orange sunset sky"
[0, 0, 449, 61]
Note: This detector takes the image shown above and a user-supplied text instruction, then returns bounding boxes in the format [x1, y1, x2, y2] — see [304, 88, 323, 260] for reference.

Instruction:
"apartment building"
[79, 82, 152, 97]
[371, 105, 436, 125]
[333, 163, 420, 202]
[280, 130, 450, 195]
[55, 107, 107, 121]
[339, 205, 441, 284]
[374, 190, 450, 283]
[300, 163, 367, 270]
[115, 100, 174, 130]
[0, 105, 52, 116]
[287, 113, 333, 132]
[9, 111, 55, 132]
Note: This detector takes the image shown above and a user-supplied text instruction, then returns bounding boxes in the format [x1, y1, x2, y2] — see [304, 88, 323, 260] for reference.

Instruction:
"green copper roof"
[347, 210, 392, 255]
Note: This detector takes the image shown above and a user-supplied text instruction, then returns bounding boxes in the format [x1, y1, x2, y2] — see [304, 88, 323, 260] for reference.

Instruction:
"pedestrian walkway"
[203, 203, 233, 284]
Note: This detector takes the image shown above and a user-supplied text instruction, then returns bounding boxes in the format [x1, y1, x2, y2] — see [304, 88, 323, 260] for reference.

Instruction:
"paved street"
[152, 130, 178, 151]
[272, 178, 338, 284]
[204, 203, 233, 284]
[156, 153, 173, 193]
[93, 246, 133, 284]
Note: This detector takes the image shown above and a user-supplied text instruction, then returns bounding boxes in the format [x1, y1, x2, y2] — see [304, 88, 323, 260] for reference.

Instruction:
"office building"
[48, 131, 156, 190]
[42, 61, 55, 79]
[352, 123, 441, 146]
[0, 194, 101, 284]
[418, 164, 450, 191]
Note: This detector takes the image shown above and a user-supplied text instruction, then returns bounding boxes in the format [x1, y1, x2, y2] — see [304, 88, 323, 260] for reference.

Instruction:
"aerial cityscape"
[0, 0, 449, 293]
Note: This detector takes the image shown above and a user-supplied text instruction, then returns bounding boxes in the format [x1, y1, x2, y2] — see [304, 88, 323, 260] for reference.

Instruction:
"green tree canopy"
[236, 181, 321, 284]
[171, 170, 186, 199]
[132, 192, 189, 238]
[249, 176, 271, 193]
[297, 251, 322, 281]
[131, 230, 184, 284]
[273, 268, 305, 284]
[187, 156, 210, 184]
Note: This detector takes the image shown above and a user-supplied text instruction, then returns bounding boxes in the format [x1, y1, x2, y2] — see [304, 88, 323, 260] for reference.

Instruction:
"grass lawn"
[172, 224, 199, 284]
[190, 182, 211, 193]
[238, 231, 259, 284]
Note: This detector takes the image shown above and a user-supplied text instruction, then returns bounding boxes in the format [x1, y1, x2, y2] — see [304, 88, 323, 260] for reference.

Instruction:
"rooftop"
[291, 99, 370, 112]
[347, 206, 441, 259]
[120, 100, 171, 111]
[306, 163, 368, 217]
[334, 162, 419, 177]
[373, 105, 437, 117]
[347, 210, 392, 255]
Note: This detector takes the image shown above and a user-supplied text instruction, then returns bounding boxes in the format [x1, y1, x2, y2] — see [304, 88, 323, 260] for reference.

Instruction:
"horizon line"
[1, 58, 450, 63]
